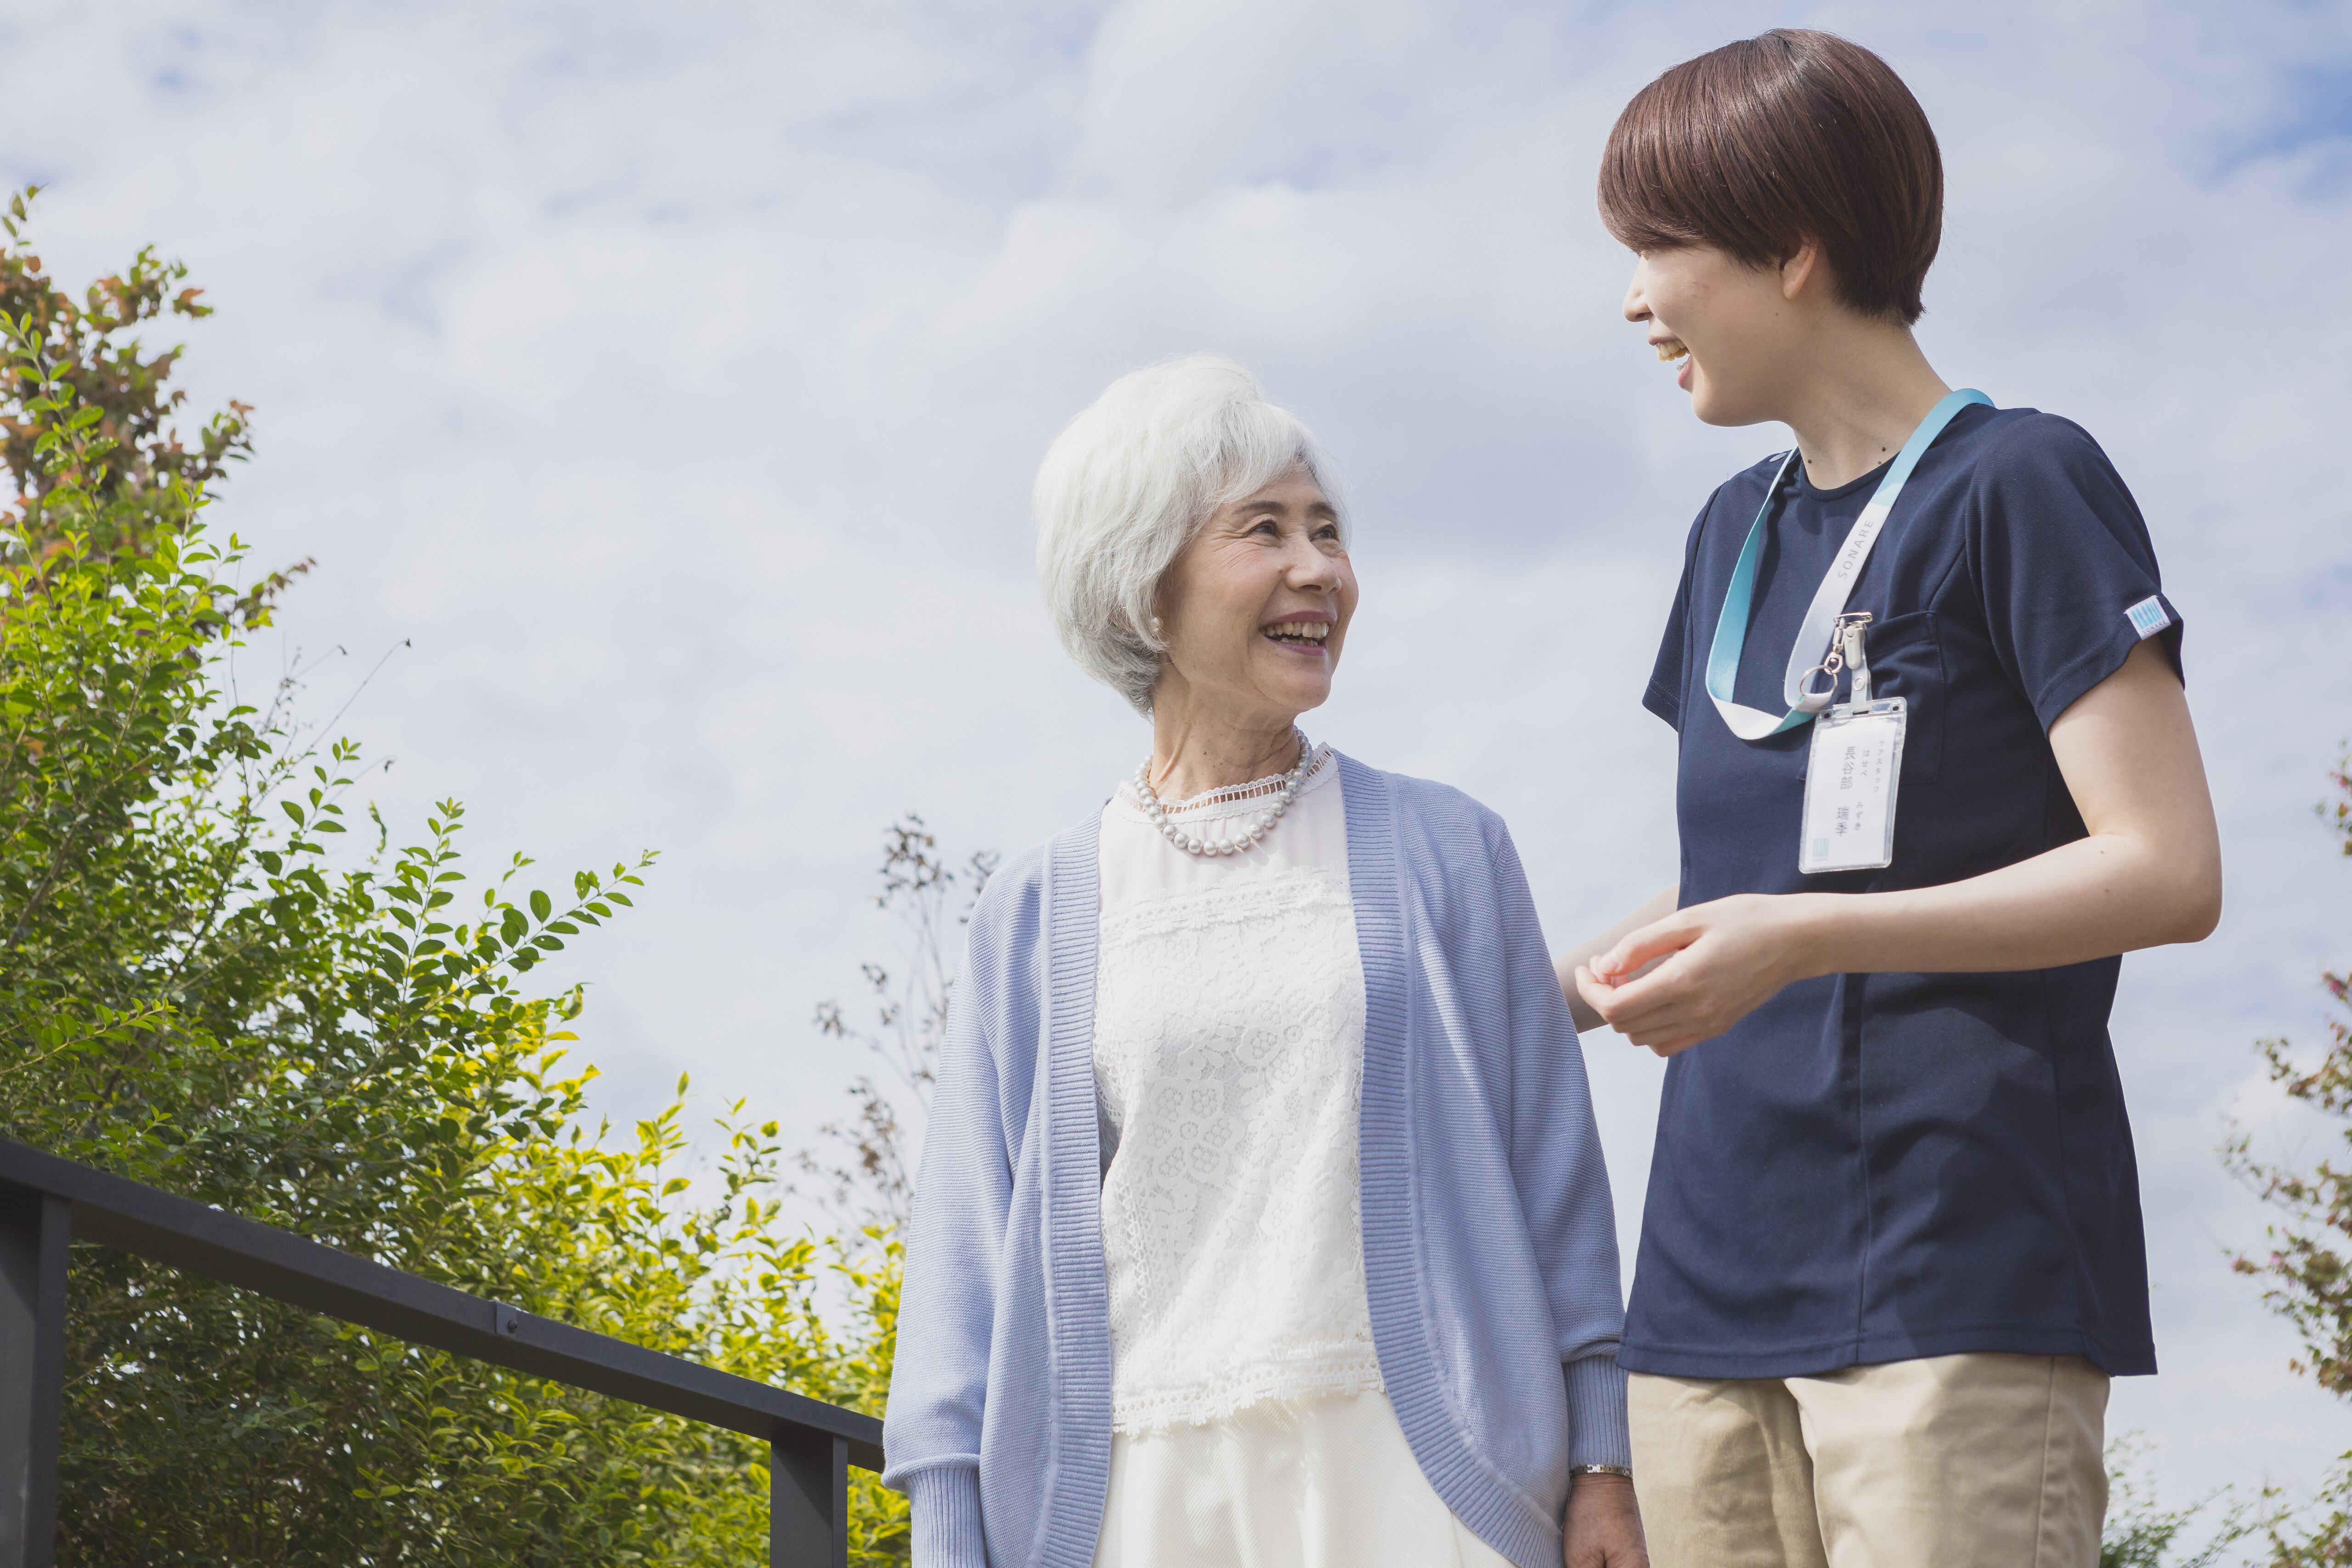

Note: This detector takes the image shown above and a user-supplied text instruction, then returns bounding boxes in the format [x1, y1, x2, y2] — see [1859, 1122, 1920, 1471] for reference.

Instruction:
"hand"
[1572, 893, 1823, 1056]
[1563, 1473, 1647, 1568]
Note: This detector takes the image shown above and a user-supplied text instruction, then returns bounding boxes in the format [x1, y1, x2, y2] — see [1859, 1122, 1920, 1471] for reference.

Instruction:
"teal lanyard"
[1704, 388, 1991, 741]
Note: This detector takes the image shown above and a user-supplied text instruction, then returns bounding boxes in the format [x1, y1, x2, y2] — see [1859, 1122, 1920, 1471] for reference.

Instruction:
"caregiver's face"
[1154, 463, 1355, 725]
[1622, 243, 1798, 428]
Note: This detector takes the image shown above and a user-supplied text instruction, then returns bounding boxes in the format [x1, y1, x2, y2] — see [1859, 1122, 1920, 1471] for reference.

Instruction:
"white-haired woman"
[883, 357, 1646, 1568]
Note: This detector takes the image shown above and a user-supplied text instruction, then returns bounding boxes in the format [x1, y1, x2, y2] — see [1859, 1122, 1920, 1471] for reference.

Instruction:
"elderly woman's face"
[1153, 463, 1355, 725]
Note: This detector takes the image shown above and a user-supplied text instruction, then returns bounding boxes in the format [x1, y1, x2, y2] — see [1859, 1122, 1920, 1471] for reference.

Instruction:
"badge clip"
[1795, 611, 1873, 713]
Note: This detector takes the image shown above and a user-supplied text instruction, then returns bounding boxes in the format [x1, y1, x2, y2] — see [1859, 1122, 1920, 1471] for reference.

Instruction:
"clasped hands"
[1573, 892, 1828, 1057]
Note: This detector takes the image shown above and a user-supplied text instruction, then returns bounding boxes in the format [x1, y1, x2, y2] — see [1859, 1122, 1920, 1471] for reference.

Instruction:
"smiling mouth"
[1655, 339, 1690, 362]
[1263, 620, 1331, 648]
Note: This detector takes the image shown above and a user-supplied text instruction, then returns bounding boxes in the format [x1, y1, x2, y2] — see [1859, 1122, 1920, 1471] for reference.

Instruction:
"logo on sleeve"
[2126, 596, 2172, 640]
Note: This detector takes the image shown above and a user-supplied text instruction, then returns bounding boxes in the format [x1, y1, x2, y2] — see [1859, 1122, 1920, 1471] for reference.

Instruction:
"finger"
[1575, 969, 1634, 1030]
[1589, 955, 1729, 1043]
[1583, 948, 1700, 1022]
[1594, 994, 1691, 1044]
[1606, 993, 1712, 1047]
[1626, 1018, 1707, 1053]
[1594, 916, 1699, 979]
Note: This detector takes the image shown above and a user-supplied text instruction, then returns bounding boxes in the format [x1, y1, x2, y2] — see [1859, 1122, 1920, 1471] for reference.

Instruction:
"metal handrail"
[0, 1136, 885, 1568]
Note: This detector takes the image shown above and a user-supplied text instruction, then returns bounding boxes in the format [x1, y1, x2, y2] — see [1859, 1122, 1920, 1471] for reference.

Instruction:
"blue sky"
[5, 0, 2350, 1528]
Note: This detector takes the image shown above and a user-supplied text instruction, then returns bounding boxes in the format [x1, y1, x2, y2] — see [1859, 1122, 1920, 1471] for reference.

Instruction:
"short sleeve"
[1644, 505, 1707, 730]
[1967, 415, 2183, 730]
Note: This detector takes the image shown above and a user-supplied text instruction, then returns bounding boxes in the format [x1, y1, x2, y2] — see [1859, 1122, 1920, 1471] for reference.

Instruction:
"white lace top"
[1092, 746, 1382, 1435]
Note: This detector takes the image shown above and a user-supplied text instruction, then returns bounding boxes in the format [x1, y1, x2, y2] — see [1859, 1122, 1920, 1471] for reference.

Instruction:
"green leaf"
[0, 210, 934, 1568]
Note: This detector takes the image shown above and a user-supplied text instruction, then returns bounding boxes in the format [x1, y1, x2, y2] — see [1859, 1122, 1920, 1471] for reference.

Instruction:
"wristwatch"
[1571, 1464, 1634, 1480]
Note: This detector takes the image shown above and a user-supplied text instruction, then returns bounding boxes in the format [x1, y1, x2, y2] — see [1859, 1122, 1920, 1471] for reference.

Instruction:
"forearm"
[908, 1466, 986, 1568]
[1564, 1352, 1632, 1469]
[1687, 639, 2222, 981]
[1557, 884, 1679, 1032]
[1575, 642, 2220, 1055]
[1783, 826, 2221, 979]
[883, 984, 1010, 1526]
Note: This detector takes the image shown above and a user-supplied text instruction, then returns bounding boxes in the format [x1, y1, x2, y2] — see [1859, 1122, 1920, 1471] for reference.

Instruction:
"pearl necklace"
[1131, 730, 1318, 858]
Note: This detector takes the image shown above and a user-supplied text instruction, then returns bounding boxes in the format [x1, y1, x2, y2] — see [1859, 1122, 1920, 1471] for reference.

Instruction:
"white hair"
[1034, 354, 1342, 715]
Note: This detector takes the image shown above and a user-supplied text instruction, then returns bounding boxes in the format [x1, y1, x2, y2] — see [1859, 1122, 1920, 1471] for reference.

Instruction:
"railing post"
[0, 1182, 68, 1568]
[770, 1429, 849, 1568]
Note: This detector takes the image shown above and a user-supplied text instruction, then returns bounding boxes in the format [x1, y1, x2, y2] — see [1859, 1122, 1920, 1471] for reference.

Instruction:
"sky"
[4, 0, 2350, 1529]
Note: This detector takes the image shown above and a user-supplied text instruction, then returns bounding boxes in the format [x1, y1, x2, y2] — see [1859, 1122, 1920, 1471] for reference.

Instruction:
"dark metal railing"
[0, 1137, 885, 1568]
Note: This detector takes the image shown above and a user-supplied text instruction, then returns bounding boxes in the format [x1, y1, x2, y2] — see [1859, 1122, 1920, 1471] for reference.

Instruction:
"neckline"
[1790, 401, 1990, 502]
[1112, 744, 1337, 823]
[1794, 452, 1895, 503]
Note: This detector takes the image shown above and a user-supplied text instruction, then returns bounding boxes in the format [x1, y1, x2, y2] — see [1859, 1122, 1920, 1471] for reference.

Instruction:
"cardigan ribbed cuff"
[908, 1464, 986, 1568]
[1565, 1351, 1633, 1471]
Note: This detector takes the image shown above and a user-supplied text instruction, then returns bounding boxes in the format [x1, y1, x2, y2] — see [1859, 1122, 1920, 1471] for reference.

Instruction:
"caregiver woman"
[1564, 29, 2222, 1568]
[883, 356, 1645, 1568]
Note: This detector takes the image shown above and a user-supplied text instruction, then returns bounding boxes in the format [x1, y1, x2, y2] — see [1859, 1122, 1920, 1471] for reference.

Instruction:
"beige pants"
[1629, 1353, 2109, 1568]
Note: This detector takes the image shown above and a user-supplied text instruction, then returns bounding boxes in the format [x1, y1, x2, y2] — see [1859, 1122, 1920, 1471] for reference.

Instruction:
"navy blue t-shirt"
[1620, 403, 2177, 1380]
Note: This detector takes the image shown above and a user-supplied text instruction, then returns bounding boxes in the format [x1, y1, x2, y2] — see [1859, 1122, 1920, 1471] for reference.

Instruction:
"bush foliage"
[2226, 755, 2352, 1565]
[0, 188, 906, 1564]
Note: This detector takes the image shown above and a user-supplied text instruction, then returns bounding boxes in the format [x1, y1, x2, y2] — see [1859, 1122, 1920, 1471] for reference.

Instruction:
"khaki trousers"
[1628, 1353, 2109, 1568]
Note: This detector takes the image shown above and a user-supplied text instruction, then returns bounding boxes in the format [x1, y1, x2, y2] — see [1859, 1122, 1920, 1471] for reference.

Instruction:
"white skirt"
[1091, 1391, 1515, 1568]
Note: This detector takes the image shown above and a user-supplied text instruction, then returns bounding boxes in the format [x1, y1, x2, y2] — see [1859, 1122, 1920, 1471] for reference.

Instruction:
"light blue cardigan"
[883, 754, 1630, 1568]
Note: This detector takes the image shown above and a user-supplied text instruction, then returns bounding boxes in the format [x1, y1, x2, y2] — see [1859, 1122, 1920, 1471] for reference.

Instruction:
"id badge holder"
[1798, 612, 1906, 876]
[1800, 697, 1906, 874]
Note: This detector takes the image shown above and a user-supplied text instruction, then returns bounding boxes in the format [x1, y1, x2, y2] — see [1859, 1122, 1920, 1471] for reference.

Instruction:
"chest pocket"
[1860, 611, 1946, 784]
[1790, 611, 1946, 786]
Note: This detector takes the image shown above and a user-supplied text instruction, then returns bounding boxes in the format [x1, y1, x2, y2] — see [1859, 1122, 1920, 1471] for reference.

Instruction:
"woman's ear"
[1779, 240, 1824, 302]
[1144, 582, 1176, 647]
[1113, 603, 1168, 647]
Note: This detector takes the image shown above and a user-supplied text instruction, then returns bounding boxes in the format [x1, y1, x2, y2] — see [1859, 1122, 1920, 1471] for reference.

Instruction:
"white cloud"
[6, 0, 2351, 1511]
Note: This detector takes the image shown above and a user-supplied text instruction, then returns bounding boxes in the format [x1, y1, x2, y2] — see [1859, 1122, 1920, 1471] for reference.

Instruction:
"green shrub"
[0, 187, 906, 1565]
[2223, 753, 2352, 1566]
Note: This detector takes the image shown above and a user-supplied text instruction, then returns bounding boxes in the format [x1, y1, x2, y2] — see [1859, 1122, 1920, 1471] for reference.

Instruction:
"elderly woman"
[882, 356, 1645, 1568]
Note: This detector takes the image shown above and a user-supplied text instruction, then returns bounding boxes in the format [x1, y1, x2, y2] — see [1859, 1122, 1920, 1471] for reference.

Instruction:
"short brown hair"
[1599, 29, 1942, 323]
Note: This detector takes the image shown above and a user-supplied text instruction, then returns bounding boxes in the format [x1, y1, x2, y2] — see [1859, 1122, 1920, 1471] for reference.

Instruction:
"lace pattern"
[1093, 772, 1382, 1433]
